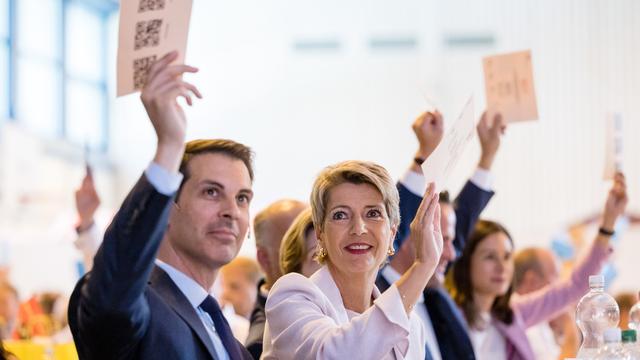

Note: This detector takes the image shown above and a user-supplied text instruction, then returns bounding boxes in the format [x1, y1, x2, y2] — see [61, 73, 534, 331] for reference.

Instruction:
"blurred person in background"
[0, 283, 18, 340]
[279, 208, 321, 277]
[514, 247, 580, 359]
[218, 257, 262, 343]
[446, 173, 628, 360]
[245, 199, 307, 358]
[615, 291, 639, 330]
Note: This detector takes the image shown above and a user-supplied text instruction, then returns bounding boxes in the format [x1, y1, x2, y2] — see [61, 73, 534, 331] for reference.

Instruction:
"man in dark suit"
[68, 51, 253, 359]
[377, 111, 505, 360]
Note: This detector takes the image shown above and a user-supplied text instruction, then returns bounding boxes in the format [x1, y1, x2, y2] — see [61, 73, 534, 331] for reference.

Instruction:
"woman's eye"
[332, 211, 347, 220]
[367, 209, 382, 218]
[237, 194, 249, 204]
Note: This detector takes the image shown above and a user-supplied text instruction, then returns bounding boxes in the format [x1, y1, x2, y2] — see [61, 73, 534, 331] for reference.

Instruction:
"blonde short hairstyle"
[310, 160, 400, 262]
[279, 208, 314, 275]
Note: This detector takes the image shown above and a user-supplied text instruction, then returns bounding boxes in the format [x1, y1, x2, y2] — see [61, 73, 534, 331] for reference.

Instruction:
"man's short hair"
[176, 139, 254, 201]
[253, 200, 307, 248]
[439, 190, 451, 204]
[513, 248, 546, 290]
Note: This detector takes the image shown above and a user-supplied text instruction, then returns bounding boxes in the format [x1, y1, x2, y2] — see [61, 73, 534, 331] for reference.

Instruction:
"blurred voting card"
[603, 113, 623, 180]
[483, 50, 538, 123]
[422, 96, 476, 189]
[117, 0, 194, 96]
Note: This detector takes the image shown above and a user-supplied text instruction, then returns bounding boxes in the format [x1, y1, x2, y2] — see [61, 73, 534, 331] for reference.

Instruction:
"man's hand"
[75, 166, 100, 232]
[411, 111, 444, 173]
[477, 111, 505, 170]
[140, 51, 202, 172]
[413, 111, 444, 159]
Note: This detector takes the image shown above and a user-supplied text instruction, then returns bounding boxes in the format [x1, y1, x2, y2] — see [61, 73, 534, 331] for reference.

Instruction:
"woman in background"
[279, 208, 322, 277]
[446, 173, 628, 360]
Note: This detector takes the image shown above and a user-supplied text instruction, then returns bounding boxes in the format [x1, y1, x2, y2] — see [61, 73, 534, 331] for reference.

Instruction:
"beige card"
[117, 0, 194, 97]
[421, 96, 476, 189]
[603, 113, 623, 180]
[483, 50, 538, 123]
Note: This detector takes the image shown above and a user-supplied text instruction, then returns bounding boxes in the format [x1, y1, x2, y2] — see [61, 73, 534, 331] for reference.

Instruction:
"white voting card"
[421, 96, 476, 189]
[483, 50, 538, 123]
[117, 0, 193, 96]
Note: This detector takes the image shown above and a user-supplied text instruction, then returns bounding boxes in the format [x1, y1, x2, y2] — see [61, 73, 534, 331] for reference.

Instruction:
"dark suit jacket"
[68, 175, 252, 360]
[245, 279, 267, 359]
[375, 275, 475, 360]
[382, 178, 494, 360]
[395, 179, 494, 256]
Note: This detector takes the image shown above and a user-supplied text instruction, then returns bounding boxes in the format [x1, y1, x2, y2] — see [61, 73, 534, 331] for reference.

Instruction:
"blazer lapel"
[310, 266, 350, 324]
[493, 315, 534, 360]
[149, 266, 218, 359]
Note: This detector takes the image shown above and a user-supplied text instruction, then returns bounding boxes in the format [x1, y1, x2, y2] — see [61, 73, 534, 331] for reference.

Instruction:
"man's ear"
[256, 246, 270, 272]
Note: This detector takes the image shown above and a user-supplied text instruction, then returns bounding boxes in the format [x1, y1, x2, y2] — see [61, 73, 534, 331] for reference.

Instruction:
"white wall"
[109, 0, 640, 291]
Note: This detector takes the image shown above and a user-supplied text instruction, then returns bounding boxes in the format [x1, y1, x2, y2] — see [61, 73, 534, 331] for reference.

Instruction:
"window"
[65, 2, 108, 150]
[0, 0, 10, 120]
[8, 0, 115, 150]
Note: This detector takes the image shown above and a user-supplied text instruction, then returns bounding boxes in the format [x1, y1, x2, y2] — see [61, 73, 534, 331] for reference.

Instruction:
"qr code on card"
[134, 19, 162, 50]
[133, 55, 157, 89]
[138, 0, 165, 12]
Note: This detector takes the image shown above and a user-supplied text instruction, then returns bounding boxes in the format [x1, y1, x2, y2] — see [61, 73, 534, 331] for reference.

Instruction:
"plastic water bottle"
[596, 328, 628, 359]
[622, 330, 640, 360]
[630, 293, 640, 331]
[576, 275, 620, 359]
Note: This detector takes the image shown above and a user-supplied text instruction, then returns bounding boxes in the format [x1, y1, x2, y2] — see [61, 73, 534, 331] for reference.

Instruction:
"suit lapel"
[424, 287, 475, 360]
[493, 315, 533, 360]
[149, 266, 219, 359]
[310, 266, 350, 324]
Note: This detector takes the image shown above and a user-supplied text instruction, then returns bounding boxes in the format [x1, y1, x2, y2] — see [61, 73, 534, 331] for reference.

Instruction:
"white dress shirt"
[468, 313, 507, 360]
[526, 322, 560, 360]
[381, 266, 442, 360]
[399, 167, 494, 196]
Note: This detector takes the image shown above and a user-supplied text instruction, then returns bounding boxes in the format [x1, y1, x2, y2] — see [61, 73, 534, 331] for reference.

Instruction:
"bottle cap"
[588, 275, 604, 288]
[622, 329, 637, 343]
[603, 328, 621, 343]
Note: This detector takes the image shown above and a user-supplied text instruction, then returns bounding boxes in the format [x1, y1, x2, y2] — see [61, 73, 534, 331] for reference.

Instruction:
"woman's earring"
[387, 245, 395, 257]
[316, 243, 328, 262]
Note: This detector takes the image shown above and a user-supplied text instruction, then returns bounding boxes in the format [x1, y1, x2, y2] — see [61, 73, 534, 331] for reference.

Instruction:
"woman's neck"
[328, 264, 376, 313]
[473, 291, 496, 316]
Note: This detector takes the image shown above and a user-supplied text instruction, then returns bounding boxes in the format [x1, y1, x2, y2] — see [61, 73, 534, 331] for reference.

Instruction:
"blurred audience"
[219, 257, 262, 319]
[0, 283, 18, 340]
[514, 247, 580, 359]
[446, 173, 627, 360]
[376, 110, 503, 360]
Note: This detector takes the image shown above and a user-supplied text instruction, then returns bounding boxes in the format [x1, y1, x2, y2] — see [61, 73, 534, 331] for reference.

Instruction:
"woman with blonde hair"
[262, 160, 443, 359]
[279, 208, 322, 277]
